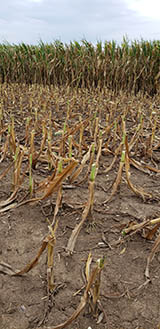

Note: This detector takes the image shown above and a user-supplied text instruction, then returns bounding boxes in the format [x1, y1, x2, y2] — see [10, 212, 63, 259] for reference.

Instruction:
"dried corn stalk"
[35, 254, 105, 329]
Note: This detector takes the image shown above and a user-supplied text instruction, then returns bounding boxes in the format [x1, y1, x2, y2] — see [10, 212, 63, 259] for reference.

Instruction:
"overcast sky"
[0, 0, 160, 45]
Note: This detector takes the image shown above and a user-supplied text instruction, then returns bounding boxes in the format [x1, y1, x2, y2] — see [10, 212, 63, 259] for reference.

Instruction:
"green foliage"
[0, 39, 159, 95]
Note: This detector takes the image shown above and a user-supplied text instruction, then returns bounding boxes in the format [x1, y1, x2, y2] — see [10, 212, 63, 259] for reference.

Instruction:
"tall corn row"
[0, 39, 159, 95]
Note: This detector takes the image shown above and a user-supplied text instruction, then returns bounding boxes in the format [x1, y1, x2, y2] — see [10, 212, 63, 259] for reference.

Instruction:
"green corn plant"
[67, 139, 102, 253]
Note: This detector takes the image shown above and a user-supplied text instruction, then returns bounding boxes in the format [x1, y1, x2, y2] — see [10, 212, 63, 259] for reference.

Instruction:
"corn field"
[1, 38, 160, 328]
[0, 39, 160, 95]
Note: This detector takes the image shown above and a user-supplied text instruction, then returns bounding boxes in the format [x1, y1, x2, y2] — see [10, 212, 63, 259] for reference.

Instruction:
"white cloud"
[124, 0, 160, 19]
[0, 0, 160, 44]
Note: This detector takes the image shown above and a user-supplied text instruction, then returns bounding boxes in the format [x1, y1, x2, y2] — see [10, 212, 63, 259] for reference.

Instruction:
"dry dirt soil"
[0, 88, 160, 329]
